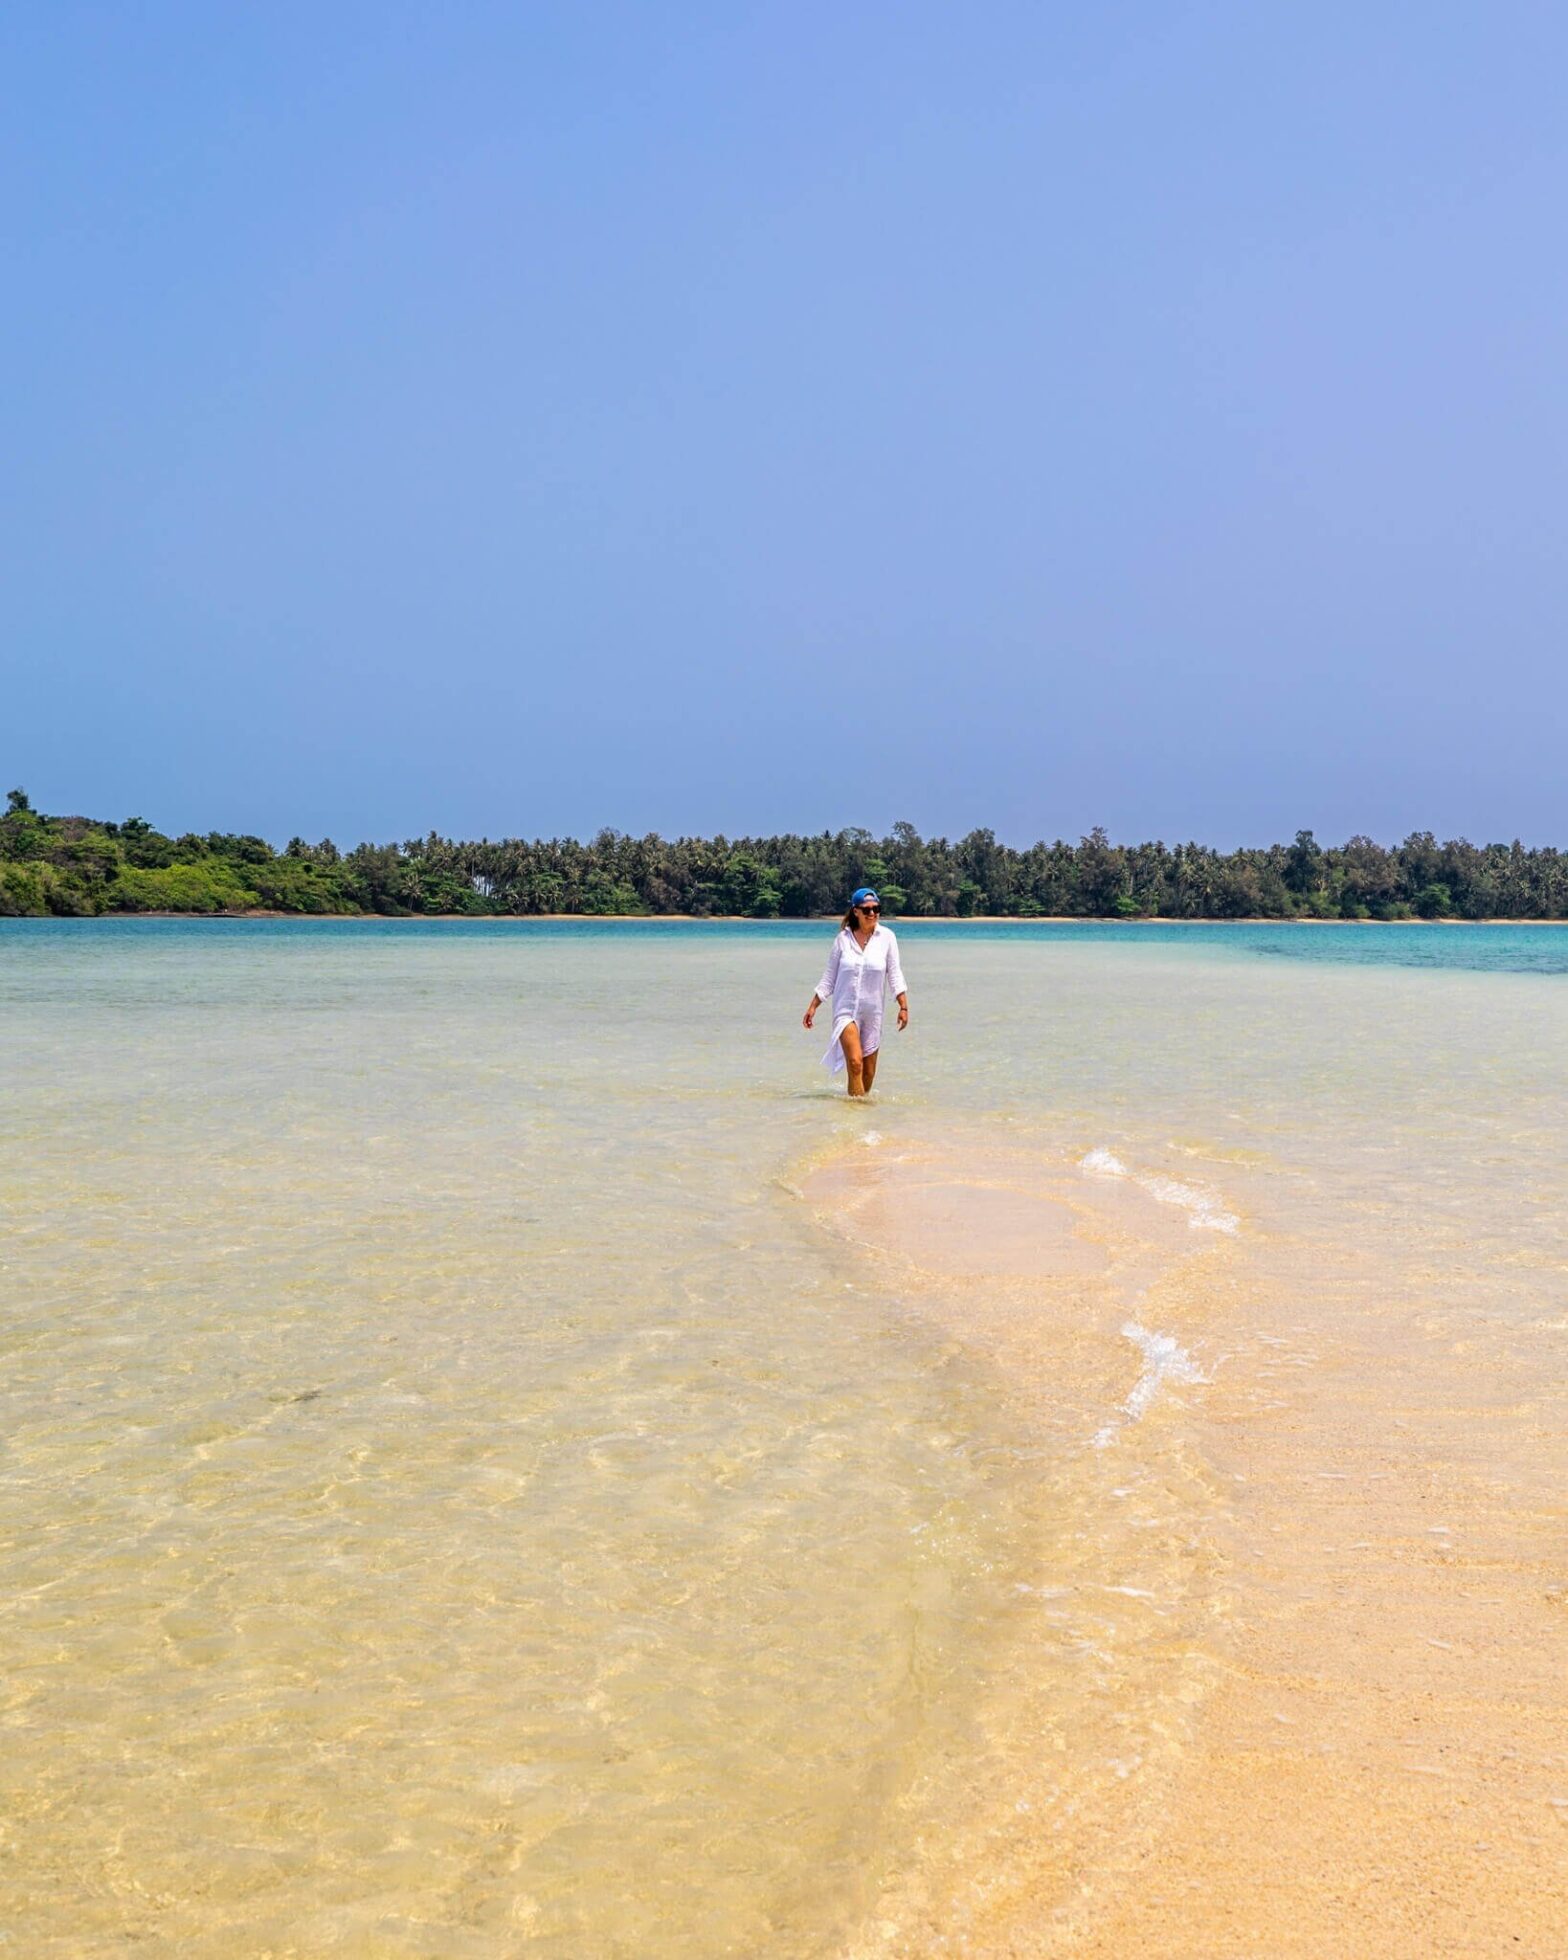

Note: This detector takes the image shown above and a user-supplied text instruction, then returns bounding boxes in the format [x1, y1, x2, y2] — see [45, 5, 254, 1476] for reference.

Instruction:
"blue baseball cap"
[850, 887, 879, 905]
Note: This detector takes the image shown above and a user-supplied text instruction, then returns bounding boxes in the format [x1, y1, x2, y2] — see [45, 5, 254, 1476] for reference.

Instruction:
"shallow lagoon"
[3, 921, 1564, 1953]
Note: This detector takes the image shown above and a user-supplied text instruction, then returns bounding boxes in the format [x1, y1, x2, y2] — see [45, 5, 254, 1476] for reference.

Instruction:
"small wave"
[1122, 1321, 1208, 1417]
[1094, 1321, 1209, 1447]
[1137, 1173, 1239, 1235]
[1079, 1148, 1238, 1233]
[860, 1130, 883, 1147]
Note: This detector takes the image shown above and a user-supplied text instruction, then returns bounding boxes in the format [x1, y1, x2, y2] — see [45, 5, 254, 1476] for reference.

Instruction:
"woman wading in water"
[802, 889, 909, 1096]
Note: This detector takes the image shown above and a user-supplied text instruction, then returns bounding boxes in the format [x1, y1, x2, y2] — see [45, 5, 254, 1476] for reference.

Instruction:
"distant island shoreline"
[16, 911, 1567, 926]
[4, 791, 1564, 922]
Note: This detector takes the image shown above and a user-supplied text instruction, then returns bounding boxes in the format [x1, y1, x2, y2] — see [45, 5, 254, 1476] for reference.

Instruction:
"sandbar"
[801, 1134, 1568, 1957]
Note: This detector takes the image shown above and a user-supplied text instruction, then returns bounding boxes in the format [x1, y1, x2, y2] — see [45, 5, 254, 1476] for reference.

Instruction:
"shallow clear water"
[14, 912, 1568, 972]
[3, 920, 1564, 1954]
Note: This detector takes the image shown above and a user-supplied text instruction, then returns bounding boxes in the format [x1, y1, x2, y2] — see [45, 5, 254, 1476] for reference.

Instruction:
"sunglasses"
[857, 902, 880, 912]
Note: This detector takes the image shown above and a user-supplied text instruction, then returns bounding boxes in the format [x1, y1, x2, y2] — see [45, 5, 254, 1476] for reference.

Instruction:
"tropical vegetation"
[2, 789, 1565, 921]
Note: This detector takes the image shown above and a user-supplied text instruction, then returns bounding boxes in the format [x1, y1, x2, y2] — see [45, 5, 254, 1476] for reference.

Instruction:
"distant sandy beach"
[95, 911, 1568, 925]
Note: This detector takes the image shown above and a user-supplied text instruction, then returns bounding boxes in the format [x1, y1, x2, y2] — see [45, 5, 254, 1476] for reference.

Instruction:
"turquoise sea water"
[8, 913, 1567, 972]
[3, 919, 1564, 1955]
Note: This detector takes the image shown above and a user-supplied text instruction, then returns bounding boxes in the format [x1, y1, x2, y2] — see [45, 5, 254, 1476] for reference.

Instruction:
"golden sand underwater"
[804, 1124, 1568, 1955]
[2, 920, 1564, 1955]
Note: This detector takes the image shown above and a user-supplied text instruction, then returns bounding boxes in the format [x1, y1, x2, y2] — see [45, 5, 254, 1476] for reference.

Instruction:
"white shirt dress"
[814, 925, 907, 1073]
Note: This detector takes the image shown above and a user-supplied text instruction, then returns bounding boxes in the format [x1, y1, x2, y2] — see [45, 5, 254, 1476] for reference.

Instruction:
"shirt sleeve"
[815, 932, 843, 1004]
[884, 929, 906, 998]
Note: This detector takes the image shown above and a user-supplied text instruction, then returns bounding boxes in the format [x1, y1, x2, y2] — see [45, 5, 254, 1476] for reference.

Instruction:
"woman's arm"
[803, 934, 842, 1029]
[883, 931, 909, 1029]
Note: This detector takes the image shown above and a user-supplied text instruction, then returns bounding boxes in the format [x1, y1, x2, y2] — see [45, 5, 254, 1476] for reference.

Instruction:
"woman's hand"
[803, 999, 818, 1030]
[896, 996, 909, 1031]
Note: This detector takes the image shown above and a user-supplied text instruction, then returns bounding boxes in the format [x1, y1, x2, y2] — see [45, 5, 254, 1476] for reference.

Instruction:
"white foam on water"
[860, 1130, 883, 1147]
[1137, 1173, 1239, 1235]
[1094, 1321, 1210, 1447]
[1078, 1147, 1239, 1233]
[1122, 1321, 1208, 1418]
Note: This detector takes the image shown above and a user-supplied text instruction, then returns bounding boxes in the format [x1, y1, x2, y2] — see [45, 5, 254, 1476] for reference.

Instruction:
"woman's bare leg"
[838, 1020, 867, 1096]
[861, 1044, 879, 1093]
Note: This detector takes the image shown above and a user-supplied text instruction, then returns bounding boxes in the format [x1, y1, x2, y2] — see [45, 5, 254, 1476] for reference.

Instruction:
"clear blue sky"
[4, 3, 1565, 848]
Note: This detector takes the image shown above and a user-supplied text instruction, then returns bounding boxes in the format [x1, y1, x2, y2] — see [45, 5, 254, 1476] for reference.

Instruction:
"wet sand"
[803, 1136, 1568, 1958]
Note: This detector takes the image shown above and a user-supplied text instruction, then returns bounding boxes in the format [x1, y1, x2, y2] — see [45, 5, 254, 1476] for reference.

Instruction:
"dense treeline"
[2, 789, 1565, 921]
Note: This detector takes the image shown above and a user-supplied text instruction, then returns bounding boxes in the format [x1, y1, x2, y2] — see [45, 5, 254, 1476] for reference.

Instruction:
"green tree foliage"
[1, 791, 1566, 920]
[719, 853, 782, 918]
[1413, 882, 1454, 918]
